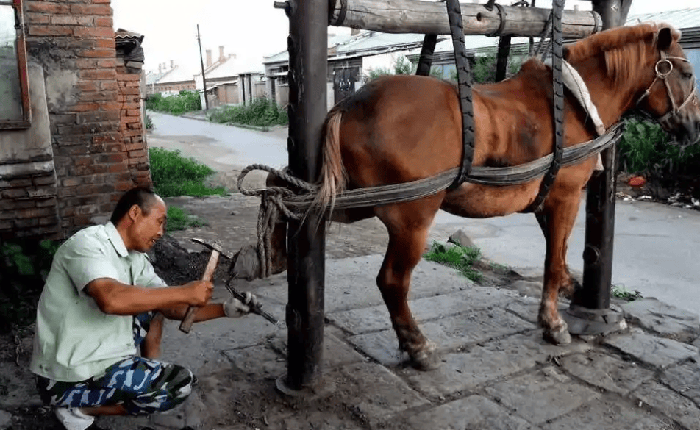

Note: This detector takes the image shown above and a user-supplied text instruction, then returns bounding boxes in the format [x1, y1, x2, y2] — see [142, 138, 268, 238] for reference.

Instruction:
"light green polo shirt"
[30, 222, 167, 382]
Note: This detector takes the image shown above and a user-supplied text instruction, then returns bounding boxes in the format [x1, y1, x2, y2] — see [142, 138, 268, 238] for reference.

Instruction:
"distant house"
[145, 61, 196, 96]
[190, 46, 265, 109]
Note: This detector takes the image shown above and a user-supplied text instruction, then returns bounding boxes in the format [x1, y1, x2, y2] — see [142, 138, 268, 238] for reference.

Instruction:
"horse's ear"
[657, 25, 680, 51]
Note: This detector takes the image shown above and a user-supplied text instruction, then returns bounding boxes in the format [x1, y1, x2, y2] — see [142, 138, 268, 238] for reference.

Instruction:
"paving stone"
[329, 287, 521, 334]
[398, 332, 591, 398]
[0, 410, 12, 430]
[505, 296, 568, 325]
[622, 298, 700, 339]
[604, 330, 699, 368]
[485, 367, 599, 425]
[541, 397, 673, 430]
[221, 344, 286, 379]
[399, 395, 536, 430]
[253, 255, 477, 313]
[328, 361, 429, 425]
[662, 361, 700, 405]
[348, 308, 534, 366]
[632, 380, 700, 430]
[559, 350, 655, 395]
[268, 329, 369, 368]
[277, 412, 364, 430]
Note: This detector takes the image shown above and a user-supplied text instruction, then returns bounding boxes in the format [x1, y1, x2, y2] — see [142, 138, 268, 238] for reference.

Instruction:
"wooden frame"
[0, 0, 31, 129]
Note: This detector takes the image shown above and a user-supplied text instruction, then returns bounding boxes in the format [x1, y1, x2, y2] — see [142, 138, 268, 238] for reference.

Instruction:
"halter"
[637, 51, 699, 123]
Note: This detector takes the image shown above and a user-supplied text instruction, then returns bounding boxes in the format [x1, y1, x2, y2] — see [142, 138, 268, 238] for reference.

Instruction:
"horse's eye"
[682, 71, 694, 79]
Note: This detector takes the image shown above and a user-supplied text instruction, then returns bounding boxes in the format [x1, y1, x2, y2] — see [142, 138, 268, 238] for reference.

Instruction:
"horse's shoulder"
[519, 58, 548, 74]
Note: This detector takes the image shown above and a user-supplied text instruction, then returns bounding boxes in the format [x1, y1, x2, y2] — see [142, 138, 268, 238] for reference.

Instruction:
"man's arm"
[85, 278, 212, 315]
[158, 304, 225, 322]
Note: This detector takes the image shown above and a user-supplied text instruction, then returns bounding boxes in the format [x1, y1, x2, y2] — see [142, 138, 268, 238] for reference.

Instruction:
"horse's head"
[636, 25, 700, 145]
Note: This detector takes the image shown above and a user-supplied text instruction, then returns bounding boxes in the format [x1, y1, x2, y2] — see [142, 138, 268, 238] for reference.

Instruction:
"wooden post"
[196, 24, 208, 111]
[279, 0, 328, 392]
[565, 0, 632, 335]
[495, 36, 511, 82]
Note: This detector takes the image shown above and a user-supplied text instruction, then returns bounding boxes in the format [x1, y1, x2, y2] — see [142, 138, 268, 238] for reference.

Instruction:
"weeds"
[145, 113, 154, 130]
[611, 284, 643, 301]
[166, 207, 206, 232]
[146, 91, 202, 115]
[208, 97, 288, 128]
[424, 241, 483, 283]
[149, 147, 226, 198]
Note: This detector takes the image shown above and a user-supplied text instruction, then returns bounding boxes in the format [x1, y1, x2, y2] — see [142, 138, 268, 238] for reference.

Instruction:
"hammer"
[179, 238, 230, 333]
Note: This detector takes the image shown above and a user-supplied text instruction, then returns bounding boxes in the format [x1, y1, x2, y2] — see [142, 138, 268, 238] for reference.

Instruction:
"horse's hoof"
[407, 341, 441, 370]
[543, 324, 572, 345]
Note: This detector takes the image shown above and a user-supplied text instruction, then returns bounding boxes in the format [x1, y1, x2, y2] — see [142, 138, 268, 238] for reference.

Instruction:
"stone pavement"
[94, 254, 700, 430]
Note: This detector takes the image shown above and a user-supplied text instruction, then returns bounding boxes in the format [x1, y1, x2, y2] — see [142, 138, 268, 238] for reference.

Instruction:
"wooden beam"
[328, 0, 602, 38]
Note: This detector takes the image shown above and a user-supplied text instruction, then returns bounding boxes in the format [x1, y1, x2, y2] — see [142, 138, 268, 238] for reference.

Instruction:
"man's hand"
[223, 292, 258, 318]
[183, 280, 213, 306]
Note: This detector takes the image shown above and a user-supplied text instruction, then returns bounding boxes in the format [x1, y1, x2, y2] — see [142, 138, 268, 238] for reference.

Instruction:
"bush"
[146, 90, 202, 115]
[0, 240, 61, 331]
[618, 119, 700, 176]
[145, 113, 154, 130]
[451, 49, 523, 84]
[166, 206, 206, 232]
[208, 97, 288, 128]
[149, 147, 226, 197]
[424, 241, 483, 283]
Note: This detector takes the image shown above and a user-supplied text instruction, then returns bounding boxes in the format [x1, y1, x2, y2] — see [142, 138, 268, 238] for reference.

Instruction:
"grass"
[166, 206, 206, 232]
[611, 284, 643, 301]
[208, 97, 288, 128]
[424, 241, 483, 283]
[149, 147, 227, 198]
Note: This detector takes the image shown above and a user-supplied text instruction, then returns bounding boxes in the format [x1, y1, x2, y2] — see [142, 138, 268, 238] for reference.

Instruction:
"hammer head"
[191, 237, 232, 259]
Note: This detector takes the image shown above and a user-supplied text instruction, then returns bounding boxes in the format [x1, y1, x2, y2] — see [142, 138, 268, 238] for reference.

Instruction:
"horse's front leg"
[535, 193, 583, 345]
[375, 197, 443, 369]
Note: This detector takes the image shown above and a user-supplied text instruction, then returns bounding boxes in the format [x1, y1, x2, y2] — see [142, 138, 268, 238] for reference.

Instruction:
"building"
[145, 60, 196, 96]
[0, 0, 150, 239]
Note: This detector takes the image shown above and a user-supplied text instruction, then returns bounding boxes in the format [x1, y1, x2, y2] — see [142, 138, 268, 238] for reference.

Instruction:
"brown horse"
[267, 23, 700, 369]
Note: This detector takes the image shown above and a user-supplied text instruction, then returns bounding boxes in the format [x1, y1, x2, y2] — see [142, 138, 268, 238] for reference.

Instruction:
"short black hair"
[110, 187, 160, 225]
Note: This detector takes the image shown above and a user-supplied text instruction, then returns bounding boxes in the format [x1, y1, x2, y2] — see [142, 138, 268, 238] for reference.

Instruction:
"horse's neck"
[571, 57, 652, 128]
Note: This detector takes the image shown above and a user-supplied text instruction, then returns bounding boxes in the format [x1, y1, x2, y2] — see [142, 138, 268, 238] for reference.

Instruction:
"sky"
[112, 0, 700, 76]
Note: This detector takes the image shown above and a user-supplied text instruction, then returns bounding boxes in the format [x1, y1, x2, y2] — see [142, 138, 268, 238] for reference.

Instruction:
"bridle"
[637, 51, 699, 123]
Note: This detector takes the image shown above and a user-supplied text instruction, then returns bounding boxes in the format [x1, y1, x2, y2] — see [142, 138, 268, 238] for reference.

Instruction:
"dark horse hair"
[110, 187, 159, 225]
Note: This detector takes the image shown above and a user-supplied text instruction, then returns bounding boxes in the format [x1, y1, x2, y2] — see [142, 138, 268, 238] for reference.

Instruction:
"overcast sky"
[112, 0, 699, 76]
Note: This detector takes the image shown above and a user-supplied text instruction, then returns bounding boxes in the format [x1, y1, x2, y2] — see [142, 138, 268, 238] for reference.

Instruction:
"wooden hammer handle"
[179, 250, 220, 333]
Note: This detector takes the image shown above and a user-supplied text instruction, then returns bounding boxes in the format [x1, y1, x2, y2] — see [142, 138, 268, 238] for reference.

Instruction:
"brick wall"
[117, 61, 151, 190]
[20, 0, 149, 236]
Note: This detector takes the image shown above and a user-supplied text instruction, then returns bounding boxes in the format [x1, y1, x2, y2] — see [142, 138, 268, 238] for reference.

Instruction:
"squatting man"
[30, 187, 258, 430]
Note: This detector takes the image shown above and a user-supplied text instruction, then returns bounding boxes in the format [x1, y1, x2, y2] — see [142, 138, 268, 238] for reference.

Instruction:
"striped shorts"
[36, 313, 195, 415]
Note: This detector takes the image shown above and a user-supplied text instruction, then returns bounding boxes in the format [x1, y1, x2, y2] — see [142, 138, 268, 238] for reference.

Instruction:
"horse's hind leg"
[375, 195, 444, 370]
[535, 192, 583, 345]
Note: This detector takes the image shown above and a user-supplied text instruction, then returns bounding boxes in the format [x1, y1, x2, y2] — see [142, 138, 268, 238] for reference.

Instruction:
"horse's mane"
[565, 23, 681, 85]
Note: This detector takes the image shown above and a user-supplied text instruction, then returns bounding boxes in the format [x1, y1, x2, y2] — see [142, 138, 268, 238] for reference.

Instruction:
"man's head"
[111, 187, 167, 252]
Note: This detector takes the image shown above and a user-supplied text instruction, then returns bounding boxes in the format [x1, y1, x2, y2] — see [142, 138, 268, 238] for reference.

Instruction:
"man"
[30, 187, 256, 430]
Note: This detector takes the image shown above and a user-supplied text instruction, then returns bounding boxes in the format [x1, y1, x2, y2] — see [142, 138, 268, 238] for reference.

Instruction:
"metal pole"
[280, 0, 328, 392]
[566, 0, 631, 335]
[197, 24, 209, 111]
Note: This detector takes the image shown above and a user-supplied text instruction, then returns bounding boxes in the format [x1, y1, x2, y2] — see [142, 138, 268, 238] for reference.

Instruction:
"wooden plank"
[329, 0, 601, 38]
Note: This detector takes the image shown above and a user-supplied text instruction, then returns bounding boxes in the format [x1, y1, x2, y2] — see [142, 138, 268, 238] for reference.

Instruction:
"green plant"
[144, 113, 154, 130]
[611, 284, 643, 301]
[208, 97, 288, 127]
[149, 147, 227, 198]
[450, 49, 523, 84]
[424, 241, 483, 283]
[0, 239, 61, 331]
[166, 206, 206, 232]
[365, 56, 418, 81]
[146, 90, 202, 115]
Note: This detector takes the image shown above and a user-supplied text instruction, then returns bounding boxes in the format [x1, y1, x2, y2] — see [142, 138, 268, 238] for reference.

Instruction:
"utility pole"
[197, 24, 209, 111]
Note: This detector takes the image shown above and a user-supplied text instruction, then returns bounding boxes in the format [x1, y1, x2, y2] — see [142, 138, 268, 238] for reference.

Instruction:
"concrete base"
[563, 304, 627, 336]
[275, 375, 336, 398]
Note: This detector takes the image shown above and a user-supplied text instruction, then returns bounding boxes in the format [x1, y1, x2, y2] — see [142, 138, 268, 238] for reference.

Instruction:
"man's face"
[128, 199, 167, 252]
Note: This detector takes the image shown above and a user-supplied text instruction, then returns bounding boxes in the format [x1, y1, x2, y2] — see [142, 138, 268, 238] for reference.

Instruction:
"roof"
[264, 32, 354, 65]
[152, 65, 195, 85]
[625, 7, 700, 30]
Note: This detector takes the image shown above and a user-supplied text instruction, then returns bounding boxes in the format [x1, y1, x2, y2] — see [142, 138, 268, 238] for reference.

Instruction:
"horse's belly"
[440, 181, 540, 218]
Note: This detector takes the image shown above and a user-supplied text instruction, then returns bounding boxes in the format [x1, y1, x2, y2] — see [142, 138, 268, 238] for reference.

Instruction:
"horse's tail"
[313, 106, 347, 215]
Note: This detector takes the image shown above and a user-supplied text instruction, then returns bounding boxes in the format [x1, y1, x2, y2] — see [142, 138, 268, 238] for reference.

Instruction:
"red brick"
[33, 176, 56, 186]
[79, 69, 116, 80]
[98, 59, 116, 69]
[17, 207, 55, 219]
[78, 48, 115, 58]
[51, 15, 81, 25]
[100, 102, 122, 111]
[25, 12, 51, 25]
[118, 74, 141, 82]
[115, 180, 134, 191]
[26, 2, 71, 14]
[95, 38, 116, 48]
[28, 26, 73, 37]
[70, 4, 111, 15]
[62, 177, 82, 187]
[95, 17, 113, 27]
[74, 27, 114, 38]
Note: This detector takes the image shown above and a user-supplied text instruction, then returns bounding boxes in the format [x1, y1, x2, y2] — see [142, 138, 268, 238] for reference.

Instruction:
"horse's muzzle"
[660, 110, 700, 146]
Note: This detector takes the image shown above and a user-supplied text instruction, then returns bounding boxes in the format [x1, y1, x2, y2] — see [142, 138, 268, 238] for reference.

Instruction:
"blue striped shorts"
[36, 312, 195, 415]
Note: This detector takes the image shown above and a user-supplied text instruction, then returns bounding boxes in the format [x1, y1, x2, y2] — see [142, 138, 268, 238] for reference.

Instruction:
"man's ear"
[127, 204, 141, 222]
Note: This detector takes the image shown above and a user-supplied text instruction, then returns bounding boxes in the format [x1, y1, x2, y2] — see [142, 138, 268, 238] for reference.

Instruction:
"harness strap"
[416, 34, 438, 77]
[445, 0, 476, 189]
[527, 0, 566, 213]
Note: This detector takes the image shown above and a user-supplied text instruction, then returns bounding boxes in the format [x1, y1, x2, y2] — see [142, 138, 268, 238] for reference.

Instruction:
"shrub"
[208, 97, 288, 127]
[166, 206, 206, 232]
[149, 147, 226, 197]
[146, 90, 201, 115]
[424, 241, 483, 283]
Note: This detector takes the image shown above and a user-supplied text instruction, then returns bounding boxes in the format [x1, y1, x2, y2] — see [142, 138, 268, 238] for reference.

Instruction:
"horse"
[265, 23, 700, 369]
